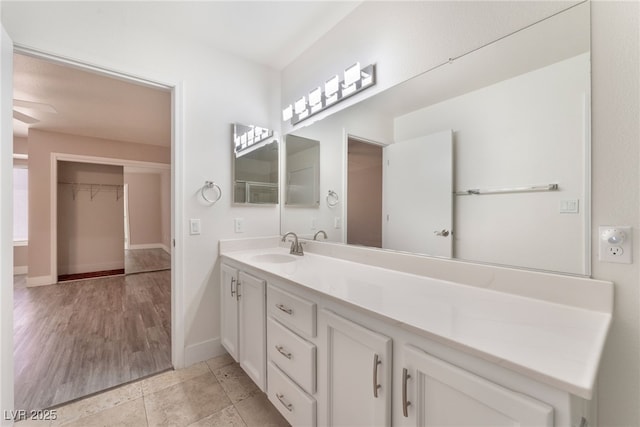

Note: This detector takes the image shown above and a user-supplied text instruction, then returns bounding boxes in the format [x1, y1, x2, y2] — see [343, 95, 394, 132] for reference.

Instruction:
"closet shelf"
[58, 182, 124, 201]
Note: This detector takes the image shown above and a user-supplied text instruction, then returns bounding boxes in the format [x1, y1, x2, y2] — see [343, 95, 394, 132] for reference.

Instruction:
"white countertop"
[220, 244, 612, 400]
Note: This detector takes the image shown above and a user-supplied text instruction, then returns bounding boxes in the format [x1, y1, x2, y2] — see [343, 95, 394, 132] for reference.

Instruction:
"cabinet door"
[238, 271, 267, 391]
[220, 264, 239, 362]
[320, 309, 392, 427]
[400, 345, 553, 427]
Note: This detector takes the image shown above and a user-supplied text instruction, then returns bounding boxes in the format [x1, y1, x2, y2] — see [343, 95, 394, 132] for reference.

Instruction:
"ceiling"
[11, 1, 362, 147]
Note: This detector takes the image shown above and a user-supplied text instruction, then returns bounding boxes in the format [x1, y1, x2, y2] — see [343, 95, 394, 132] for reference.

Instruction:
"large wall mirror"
[281, 3, 591, 275]
[232, 123, 279, 205]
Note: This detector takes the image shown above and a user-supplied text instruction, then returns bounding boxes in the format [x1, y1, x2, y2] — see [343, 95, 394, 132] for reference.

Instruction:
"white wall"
[1, 0, 280, 374]
[0, 21, 14, 426]
[282, 2, 639, 426]
[394, 54, 589, 274]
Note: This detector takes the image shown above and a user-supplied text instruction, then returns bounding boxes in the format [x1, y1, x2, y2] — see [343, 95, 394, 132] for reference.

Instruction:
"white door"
[382, 130, 453, 257]
[399, 345, 553, 426]
[220, 264, 239, 362]
[238, 270, 266, 391]
[319, 309, 392, 427]
[0, 24, 14, 416]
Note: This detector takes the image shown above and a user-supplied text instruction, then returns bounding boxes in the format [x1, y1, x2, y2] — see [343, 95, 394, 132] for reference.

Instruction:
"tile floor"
[16, 354, 289, 427]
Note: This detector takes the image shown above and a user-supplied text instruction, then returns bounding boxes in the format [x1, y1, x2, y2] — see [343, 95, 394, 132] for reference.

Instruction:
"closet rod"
[454, 183, 558, 196]
[58, 182, 124, 201]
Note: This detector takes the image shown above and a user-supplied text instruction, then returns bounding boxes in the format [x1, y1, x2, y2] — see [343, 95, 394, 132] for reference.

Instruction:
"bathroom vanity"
[220, 237, 612, 427]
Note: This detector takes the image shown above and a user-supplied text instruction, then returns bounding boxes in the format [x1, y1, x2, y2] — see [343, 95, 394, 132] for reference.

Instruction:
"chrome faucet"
[313, 230, 327, 241]
[282, 232, 304, 255]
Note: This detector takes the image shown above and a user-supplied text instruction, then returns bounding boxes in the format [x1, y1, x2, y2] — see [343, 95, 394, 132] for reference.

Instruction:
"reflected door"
[382, 130, 453, 257]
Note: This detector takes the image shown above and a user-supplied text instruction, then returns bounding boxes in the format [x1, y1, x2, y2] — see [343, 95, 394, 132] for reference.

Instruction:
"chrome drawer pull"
[230, 277, 236, 297]
[276, 303, 293, 315]
[275, 345, 292, 360]
[373, 353, 382, 398]
[276, 393, 293, 412]
[402, 368, 411, 417]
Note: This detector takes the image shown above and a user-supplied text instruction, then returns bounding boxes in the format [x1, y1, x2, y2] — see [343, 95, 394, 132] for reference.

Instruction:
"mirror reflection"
[232, 123, 278, 205]
[281, 3, 590, 275]
[285, 135, 320, 207]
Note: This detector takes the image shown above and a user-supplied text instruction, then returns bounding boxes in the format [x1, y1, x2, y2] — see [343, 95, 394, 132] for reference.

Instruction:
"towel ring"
[326, 190, 339, 207]
[201, 181, 222, 205]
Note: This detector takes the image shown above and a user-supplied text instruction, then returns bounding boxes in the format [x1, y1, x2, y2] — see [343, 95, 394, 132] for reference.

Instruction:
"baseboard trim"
[27, 275, 56, 287]
[184, 338, 225, 366]
[129, 243, 166, 251]
[13, 265, 28, 275]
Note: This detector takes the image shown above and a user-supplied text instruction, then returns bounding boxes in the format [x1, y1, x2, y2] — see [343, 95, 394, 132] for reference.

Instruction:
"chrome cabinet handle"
[275, 345, 292, 360]
[373, 354, 382, 398]
[230, 277, 236, 297]
[276, 303, 293, 315]
[402, 368, 411, 417]
[236, 281, 241, 300]
[276, 393, 293, 412]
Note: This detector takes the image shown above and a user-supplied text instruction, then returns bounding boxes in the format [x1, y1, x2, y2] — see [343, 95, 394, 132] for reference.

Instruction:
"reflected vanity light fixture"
[234, 124, 275, 158]
[282, 63, 376, 126]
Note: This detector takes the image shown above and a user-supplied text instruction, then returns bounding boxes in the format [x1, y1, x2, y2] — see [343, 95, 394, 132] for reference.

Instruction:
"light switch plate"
[189, 219, 201, 235]
[599, 226, 632, 264]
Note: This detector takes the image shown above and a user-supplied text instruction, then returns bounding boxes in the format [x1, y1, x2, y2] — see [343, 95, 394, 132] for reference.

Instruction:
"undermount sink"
[251, 253, 298, 264]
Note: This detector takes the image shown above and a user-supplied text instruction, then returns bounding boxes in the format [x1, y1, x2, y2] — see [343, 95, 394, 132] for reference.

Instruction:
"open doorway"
[346, 136, 384, 248]
[12, 52, 174, 411]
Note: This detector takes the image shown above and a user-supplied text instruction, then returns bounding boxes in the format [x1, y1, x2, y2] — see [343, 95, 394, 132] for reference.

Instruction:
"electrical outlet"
[234, 218, 244, 233]
[599, 226, 632, 264]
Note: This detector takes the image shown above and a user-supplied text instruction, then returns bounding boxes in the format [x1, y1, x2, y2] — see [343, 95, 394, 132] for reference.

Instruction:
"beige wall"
[347, 139, 382, 248]
[57, 161, 124, 275]
[13, 136, 27, 155]
[124, 171, 168, 248]
[13, 246, 26, 271]
[28, 129, 170, 282]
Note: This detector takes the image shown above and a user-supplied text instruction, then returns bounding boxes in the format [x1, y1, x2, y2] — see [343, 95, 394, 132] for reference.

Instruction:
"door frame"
[14, 44, 186, 370]
[51, 154, 169, 276]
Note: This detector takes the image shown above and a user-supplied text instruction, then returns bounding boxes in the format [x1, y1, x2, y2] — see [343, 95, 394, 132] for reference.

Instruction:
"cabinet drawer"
[267, 317, 316, 393]
[267, 284, 316, 337]
[267, 361, 316, 427]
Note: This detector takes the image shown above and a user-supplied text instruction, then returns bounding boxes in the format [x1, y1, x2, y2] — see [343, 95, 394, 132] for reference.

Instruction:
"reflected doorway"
[346, 137, 383, 248]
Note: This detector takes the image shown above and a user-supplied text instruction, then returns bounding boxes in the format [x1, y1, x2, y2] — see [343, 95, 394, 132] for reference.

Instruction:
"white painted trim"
[12, 240, 27, 247]
[126, 243, 171, 254]
[13, 266, 27, 275]
[184, 337, 226, 367]
[128, 243, 166, 250]
[26, 275, 56, 287]
[171, 81, 186, 369]
[123, 184, 130, 250]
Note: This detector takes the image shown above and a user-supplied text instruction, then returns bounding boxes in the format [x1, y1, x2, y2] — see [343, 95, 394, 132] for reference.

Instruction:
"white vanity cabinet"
[397, 344, 554, 427]
[266, 284, 318, 426]
[219, 246, 608, 427]
[318, 309, 392, 427]
[220, 264, 267, 391]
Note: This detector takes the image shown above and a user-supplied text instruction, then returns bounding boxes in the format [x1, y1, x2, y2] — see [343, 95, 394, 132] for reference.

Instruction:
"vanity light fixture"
[234, 123, 275, 158]
[309, 86, 323, 114]
[282, 105, 293, 122]
[281, 63, 376, 126]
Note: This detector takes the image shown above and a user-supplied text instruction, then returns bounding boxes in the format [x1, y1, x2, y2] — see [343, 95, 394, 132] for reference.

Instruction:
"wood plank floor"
[125, 248, 171, 275]
[13, 269, 172, 412]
